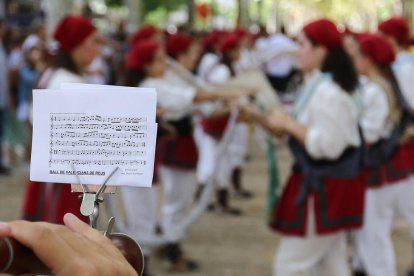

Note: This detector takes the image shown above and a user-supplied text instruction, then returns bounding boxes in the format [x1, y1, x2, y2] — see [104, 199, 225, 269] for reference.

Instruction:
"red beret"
[53, 15, 96, 52]
[203, 31, 220, 50]
[358, 33, 395, 66]
[303, 18, 342, 50]
[166, 33, 193, 59]
[343, 26, 356, 36]
[219, 33, 242, 54]
[130, 25, 158, 46]
[126, 40, 159, 70]
[378, 17, 410, 46]
[234, 27, 247, 38]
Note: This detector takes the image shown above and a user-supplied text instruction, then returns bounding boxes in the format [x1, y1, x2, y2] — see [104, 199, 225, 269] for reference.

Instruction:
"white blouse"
[360, 81, 393, 144]
[197, 53, 219, 83]
[297, 70, 361, 160]
[140, 76, 196, 121]
[394, 52, 414, 109]
[206, 64, 231, 85]
[47, 68, 85, 89]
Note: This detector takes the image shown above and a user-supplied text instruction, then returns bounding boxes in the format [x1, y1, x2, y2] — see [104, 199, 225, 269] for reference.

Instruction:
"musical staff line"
[51, 115, 147, 123]
[49, 159, 147, 166]
[51, 139, 145, 148]
[52, 149, 145, 157]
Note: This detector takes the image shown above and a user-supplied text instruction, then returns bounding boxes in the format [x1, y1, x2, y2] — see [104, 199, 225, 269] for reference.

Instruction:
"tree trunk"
[187, 0, 195, 31]
[256, 0, 263, 26]
[402, 0, 413, 30]
[124, 0, 142, 33]
[237, 0, 249, 27]
[44, 0, 74, 38]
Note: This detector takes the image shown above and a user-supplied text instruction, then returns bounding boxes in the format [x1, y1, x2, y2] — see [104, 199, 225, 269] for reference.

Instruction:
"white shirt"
[86, 56, 107, 85]
[393, 51, 414, 108]
[297, 70, 361, 160]
[197, 53, 219, 82]
[236, 48, 260, 72]
[28, 68, 85, 124]
[207, 64, 231, 85]
[140, 77, 196, 121]
[47, 68, 85, 89]
[360, 81, 392, 144]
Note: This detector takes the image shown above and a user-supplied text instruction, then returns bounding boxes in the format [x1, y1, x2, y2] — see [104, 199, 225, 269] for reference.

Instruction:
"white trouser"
[274, 199, 349, 276]
[121, 186, 159, 256]
[395, 176, 414, 238]
[195, 128, 232, 188]
[159, 166, 195, 242]
[228, 123, 248, 169]
[354, 177, 414, 276]
[195, 126, 216, 184]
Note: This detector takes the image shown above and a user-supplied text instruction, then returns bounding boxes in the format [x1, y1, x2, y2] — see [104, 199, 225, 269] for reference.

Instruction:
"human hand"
[156, 107, 166, 117]
[217, 88, 256, 101]
[0, 213, 138, 276]
[268, 109, 292, 136]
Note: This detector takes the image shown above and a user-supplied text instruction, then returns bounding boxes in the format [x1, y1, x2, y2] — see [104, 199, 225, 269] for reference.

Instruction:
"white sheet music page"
[30, 86, 157, 187]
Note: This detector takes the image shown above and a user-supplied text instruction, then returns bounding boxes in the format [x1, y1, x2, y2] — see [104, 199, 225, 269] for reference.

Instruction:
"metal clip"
[73, 166, 119, 229]
[104, 217, 115, 237]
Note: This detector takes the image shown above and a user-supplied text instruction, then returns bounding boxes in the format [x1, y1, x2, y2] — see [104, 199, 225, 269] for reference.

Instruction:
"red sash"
[157, 135, 198, 170]
[269, 172, 365, 236]
[201, 115, 229, 139]
[359, 139, 414, 189]
[22, 181, 87, 224]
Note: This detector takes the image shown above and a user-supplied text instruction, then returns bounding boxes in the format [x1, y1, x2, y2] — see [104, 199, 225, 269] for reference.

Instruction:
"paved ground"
[0, 138, 413, 276]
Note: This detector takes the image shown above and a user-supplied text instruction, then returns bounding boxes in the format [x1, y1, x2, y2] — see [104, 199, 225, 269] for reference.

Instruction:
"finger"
[63, 214, 128, 260]
[55, 225, 101, 257]
[0, 222, 11, 237]
[9, 220, 75, 272]
[63, 213, 111, 246]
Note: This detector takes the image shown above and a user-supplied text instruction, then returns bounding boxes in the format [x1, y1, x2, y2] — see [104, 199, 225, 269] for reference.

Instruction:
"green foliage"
[291, 0, 395, 23]
[143, 0, 187, 13]
[105, 0, 123, 7]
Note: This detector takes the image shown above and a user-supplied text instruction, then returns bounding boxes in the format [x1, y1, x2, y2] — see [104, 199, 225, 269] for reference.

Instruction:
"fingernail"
[64, 213, 76, 220]
[0, 222, 11, 235]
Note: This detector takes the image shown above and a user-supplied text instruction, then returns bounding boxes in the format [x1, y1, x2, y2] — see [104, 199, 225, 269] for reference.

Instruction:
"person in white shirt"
[241, 19, 363, 276]
[22, 15, 100, 225]
[197, 31, 221, 83]
[349, 33, 411, 276]
[378, 17, 414, 276]
[198, 32, 251, 214]
[124, 38, 243, 272]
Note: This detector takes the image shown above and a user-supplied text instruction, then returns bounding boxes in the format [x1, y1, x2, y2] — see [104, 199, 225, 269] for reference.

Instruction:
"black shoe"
[234, 189, 254, 199]
[218, 206, 243, 216]
[0, 166, 11, 176]
[155, 224, 163, 235]
[353, 270, 367, 276]
[216, 189, 243, 216]
[167, 258, 200, 272]
[406, 270, 414, 276]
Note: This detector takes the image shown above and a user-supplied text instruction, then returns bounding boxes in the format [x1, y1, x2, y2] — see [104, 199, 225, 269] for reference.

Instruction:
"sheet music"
[30, 87, 157, 187]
